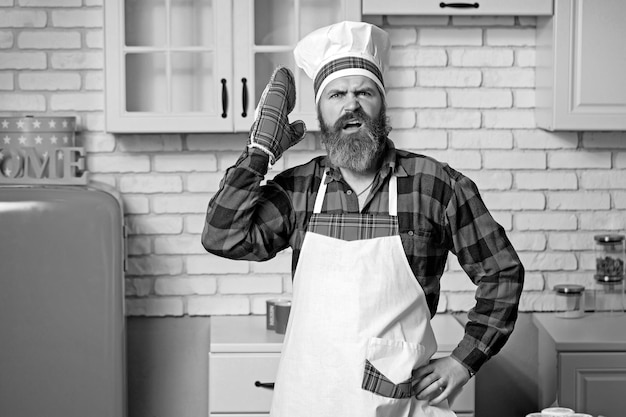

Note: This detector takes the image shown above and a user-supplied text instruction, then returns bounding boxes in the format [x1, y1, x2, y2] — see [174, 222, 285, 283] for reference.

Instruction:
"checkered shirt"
[202, 139, 525, 375]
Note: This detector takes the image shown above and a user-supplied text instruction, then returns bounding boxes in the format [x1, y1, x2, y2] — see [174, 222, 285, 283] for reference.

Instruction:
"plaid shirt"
[202, 139, 524, 374]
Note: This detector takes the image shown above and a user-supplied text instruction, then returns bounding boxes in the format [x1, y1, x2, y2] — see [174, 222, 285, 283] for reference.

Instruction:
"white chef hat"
[294, 21, 390, 104]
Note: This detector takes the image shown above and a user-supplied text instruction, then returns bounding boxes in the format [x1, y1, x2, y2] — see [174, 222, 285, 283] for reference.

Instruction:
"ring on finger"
[435, 380, 445, 393]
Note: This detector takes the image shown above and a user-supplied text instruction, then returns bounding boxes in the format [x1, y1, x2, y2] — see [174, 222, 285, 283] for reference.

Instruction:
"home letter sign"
[0, 116, 87, 185]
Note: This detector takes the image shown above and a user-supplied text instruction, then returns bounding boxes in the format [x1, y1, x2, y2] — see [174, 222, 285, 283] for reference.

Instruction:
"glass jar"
[593, 275, 625, 314]
[554, 284, 585, 318]
[594, 234, 625, 314]
[592, 276, 625, 314]
[595, 234, 625, 281]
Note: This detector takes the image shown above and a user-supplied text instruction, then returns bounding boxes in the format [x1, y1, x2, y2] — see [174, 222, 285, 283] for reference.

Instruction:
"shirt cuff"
[451, 337, 489, 376]
[240, 147, 271, 175]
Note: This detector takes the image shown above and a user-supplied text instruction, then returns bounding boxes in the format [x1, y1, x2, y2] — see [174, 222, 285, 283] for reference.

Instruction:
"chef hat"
[294, 21, 390, 104]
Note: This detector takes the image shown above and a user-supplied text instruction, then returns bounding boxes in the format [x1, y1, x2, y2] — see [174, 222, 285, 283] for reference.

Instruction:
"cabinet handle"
[241, 78, 248, 118]
[439, 2, 479, 8]
[254, 381, 275, 390]
[221, 78, 228, 118]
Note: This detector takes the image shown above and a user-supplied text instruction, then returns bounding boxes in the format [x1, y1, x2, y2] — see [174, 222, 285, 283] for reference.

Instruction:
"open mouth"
[342, 119, 363, 130]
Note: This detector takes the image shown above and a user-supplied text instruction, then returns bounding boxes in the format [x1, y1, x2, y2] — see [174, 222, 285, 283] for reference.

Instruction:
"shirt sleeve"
[444, 173, 525, 375]
[201, 148, 294, 261]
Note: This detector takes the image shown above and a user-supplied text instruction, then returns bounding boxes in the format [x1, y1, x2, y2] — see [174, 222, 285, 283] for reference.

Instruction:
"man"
[202, 21, 524, 417]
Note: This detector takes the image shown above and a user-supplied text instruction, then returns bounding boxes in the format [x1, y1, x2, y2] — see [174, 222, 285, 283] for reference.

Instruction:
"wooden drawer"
[362, 0, 553, 15]
[209, 352, 280, 414]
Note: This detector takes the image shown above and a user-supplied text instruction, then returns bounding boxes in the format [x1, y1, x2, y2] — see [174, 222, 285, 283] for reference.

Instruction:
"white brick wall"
[3, 5, 625, 316]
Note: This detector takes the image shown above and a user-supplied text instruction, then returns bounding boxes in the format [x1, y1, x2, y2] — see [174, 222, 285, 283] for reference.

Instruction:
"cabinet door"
[232, 0, 361, 132]
[559, 352, 626, 417]
[536, 0, 626, 131]
[105, 0, 233, 132]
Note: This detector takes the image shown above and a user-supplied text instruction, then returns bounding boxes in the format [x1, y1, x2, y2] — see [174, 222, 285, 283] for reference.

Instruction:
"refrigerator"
[0, 183, 126, 417]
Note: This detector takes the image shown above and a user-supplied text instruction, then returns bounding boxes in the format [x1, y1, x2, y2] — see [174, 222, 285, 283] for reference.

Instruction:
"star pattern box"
[0, 116, 86, 184]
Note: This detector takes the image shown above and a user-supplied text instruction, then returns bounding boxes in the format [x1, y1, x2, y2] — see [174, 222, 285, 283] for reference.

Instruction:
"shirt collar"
[321, 138, 407, 184]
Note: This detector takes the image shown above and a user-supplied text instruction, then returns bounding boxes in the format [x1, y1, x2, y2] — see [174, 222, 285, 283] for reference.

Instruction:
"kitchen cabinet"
[533, 313, 626, 417]
[209, 315, 476, 416]
[362, 0, 553, 16]
[104, 0, 360, 133]
[535, 0, 626, 131]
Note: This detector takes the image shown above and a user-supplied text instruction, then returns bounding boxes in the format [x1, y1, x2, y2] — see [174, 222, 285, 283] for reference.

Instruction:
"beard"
[319, 107, 391, 173]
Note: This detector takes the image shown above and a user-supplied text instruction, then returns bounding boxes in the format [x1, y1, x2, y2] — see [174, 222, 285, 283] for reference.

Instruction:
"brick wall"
[2, 3, 625, 317]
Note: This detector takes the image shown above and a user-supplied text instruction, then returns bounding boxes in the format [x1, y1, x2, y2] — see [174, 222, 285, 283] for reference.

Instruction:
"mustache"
[332, 108, 371, 131]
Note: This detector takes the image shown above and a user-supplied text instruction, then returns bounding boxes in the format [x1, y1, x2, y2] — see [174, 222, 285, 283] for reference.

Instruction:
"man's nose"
[343, 94, 361, 112]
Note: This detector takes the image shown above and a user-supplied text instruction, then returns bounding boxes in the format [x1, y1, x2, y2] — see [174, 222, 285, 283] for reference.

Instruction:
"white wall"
[1, 3, 625, 317]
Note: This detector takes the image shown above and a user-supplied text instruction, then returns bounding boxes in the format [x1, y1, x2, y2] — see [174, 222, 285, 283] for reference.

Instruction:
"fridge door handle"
[122, 224, 128, 273]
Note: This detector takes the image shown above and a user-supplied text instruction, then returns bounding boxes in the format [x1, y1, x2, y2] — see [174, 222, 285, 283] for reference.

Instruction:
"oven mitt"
[247, 66, 306, 165]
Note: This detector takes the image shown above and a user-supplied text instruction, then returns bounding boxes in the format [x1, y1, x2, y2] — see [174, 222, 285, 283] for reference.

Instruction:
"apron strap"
[313, 170, 398, 216]
[313, 170, 329, 214]
[388, 174, 397, 217]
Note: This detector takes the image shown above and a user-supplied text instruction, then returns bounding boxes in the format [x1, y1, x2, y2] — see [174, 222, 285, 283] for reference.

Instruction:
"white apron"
[270, 171, 456, 417]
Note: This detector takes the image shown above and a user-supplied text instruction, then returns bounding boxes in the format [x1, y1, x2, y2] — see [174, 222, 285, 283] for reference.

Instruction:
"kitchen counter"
[533, 312, 626, 351]
[210, 313, 467, 353]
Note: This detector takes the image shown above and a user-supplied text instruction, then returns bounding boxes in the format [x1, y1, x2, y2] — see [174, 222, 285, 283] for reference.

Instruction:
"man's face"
[317, 76, 389, 173]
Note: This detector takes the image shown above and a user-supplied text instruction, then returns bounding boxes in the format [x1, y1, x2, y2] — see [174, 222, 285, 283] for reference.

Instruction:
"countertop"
[210, 314, 466, 353]
[533, 312, 626, 351]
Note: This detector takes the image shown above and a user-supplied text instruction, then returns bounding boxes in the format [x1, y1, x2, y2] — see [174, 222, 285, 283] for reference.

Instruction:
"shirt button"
[408, 231, 414, 236]
[346, 190, 353, 195]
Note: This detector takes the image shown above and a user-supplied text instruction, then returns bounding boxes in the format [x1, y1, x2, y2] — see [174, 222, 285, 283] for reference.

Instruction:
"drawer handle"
[254, 381, 275, 390]
[221, 78, 228, 118]
[241, 77, 249, 118]
[439, 2, 480, 8]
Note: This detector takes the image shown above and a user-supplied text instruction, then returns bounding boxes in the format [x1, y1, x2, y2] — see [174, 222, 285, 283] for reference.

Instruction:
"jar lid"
[594, 274, 624, 283]
[554, 284, 585, 294]
[541, 408, 575, 416]
[594, 234, 625, 243]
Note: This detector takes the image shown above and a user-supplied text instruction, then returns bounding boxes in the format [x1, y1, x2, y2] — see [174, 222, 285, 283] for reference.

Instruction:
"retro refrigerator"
[0, 183, 126, 417]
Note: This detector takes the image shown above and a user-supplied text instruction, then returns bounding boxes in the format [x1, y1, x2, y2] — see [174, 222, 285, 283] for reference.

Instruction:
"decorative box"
[0, 116, 86, 185]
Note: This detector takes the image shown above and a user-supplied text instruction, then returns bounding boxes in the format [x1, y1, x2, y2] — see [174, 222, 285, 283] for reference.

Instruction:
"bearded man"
[202, 21, 524, 417]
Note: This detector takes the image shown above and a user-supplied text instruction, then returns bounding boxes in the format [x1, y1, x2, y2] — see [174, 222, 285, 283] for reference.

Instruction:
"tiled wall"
[2, 3, 625, 317]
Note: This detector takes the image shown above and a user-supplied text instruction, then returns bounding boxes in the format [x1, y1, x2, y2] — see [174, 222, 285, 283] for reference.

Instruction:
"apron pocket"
[361, 337, 425, 399]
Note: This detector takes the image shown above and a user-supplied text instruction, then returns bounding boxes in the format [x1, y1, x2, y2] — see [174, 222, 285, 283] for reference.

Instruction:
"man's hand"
[412, 356, 471, 406]
[248, 66, 306, 165]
